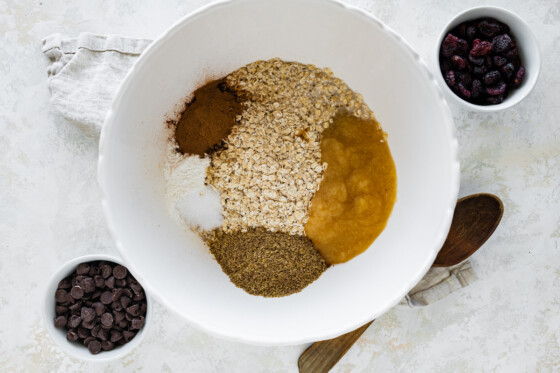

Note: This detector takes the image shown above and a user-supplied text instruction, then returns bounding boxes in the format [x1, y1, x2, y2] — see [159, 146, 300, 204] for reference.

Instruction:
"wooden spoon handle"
[298, 320, 374, 373]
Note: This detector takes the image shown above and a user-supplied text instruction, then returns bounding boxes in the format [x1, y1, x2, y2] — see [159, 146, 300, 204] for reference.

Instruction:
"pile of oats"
[206, 58, 374, 235]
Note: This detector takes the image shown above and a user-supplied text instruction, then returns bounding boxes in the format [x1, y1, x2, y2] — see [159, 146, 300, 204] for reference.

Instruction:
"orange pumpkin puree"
[305, 112, 397, 264]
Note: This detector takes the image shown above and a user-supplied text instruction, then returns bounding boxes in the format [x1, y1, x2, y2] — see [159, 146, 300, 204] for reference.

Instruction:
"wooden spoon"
[298, 193, 503, 373]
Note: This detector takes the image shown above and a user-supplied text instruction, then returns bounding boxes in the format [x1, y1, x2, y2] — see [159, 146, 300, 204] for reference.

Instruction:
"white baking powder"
[163, 140, 223, 231]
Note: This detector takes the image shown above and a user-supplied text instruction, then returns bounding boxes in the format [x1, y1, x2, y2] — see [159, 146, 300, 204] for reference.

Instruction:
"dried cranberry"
[457, 39, 469, 56]
[492, 34, 513, 53]
[456, 23, 467, 38]
[486, 94, 505, 104]
[503, 47, 519, 63]
[478, 19, 502, 37]
[471, 38, 481, 49]
[471, 79, 483, 98]
[500, 23, 510, 34]
[486, 81, 507, 96]
[451, 55, 467, 70]
[468, 54, 484, 66]
[440, 58, 452, 73]
[456, 72, 472, 86]
[483, 70, 501, 85]
[444, 70, 456, 87]
[466, 25, 477, 41]
[455, 82, 471, 99]
[473, 65, 487, 76]
[501, 63, 515, 79]
[485, 55, 494, 68]
[493, 55, 507, 67]
[441, 34, 459, 57]
[513, 66, 525, 88]
[471, 41, 492, 56]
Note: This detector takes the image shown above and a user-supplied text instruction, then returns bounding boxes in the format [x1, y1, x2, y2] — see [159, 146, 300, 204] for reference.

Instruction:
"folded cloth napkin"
[42, 33, 477, 307]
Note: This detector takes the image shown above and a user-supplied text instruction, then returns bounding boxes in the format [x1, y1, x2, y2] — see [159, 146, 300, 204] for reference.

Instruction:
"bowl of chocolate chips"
[43, 254, 151, 361]
[435, 6, 540, 111]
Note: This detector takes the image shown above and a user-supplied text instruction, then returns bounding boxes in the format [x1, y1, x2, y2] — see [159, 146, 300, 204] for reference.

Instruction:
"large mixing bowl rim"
[98, 0, 460, 345]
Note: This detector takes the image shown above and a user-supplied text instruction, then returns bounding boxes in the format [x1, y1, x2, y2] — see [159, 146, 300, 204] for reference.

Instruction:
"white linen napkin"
[42, 33, 477, 307]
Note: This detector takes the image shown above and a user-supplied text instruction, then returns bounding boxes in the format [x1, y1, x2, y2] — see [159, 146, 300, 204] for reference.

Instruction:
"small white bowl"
[42, 254, 152, 362]
[434, 6, 541, 112]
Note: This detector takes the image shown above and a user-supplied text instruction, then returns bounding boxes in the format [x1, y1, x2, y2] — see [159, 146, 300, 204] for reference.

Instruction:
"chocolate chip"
[113, 265, 128, 279]
[78, 327, 90, 339]
[91, 325, 101, 338]
[76, 263, 90, 275]
[130, 282, 143, 296]
[81, 307, 96, 323]
[83, 336, 96, 346]
[115, 278, 127, 288]
[105, 276, 115, 289]
[97, 328, 109, 341]
[100, 291, 113, 305]
[55, 289, 67, 303]
[69, 302, 82, 312]
[101, 341, 114, 351]
[126, 304, 139, 316]
[87, 340, 102, 355]
[70, 286, 84, 300]
[92, 302, 105, 316]
[118, 320, 128, 329]
[82, 278, 96, 293]
[93, 275, 105, 288]
[55, 306, 68, 315]
[122, 288, 133, 298]
[54, 316, 67, 328]
[58, 278, 72, 289]
[91, 290, 102, 300]
[110, 331, 123, 343]
[82, 318, 96, 329]
[73, 275, 87, 287]
[101, 264, 112, 279]
[122, 330, 136, 342]
[65, 292, 76, 304]
[111, 301, 123, 312]
[133, 293, 144, 302]
[140, 303, 147, 316]
[101, 313, 114, 327]
[131, 316, 145, 330]
[112, 288, 124, 302]
[114, 311, 125, 322]
[66, 329, 79, 342]
[68, 315, 82, 328]
[88, 264, 100, 276]
[120, 296, 131, 309]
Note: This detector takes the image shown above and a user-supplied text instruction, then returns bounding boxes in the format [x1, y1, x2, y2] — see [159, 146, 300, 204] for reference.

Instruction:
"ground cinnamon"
[174, 78, 244, 156]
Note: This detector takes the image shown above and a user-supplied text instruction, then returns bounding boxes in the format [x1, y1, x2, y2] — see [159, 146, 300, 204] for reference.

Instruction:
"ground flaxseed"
[207, 228, 328, 297]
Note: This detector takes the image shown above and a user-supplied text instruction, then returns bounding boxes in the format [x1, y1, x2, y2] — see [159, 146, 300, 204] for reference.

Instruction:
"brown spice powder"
[207, 229, 328, 297]
[174, 78, 245, 156]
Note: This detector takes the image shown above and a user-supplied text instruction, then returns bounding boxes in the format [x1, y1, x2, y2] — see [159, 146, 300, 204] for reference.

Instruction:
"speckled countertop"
[1, 0, 559, 372]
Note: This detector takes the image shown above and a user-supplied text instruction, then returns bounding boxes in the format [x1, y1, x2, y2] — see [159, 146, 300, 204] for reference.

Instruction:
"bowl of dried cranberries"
[435, 6, 540, 111]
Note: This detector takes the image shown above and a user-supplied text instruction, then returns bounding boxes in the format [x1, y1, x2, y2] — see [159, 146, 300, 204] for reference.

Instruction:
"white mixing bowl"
[98, 0, 459, 345]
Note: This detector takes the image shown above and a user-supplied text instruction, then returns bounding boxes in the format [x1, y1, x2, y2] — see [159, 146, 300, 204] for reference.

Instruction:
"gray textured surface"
[1, 0, 559, 371]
